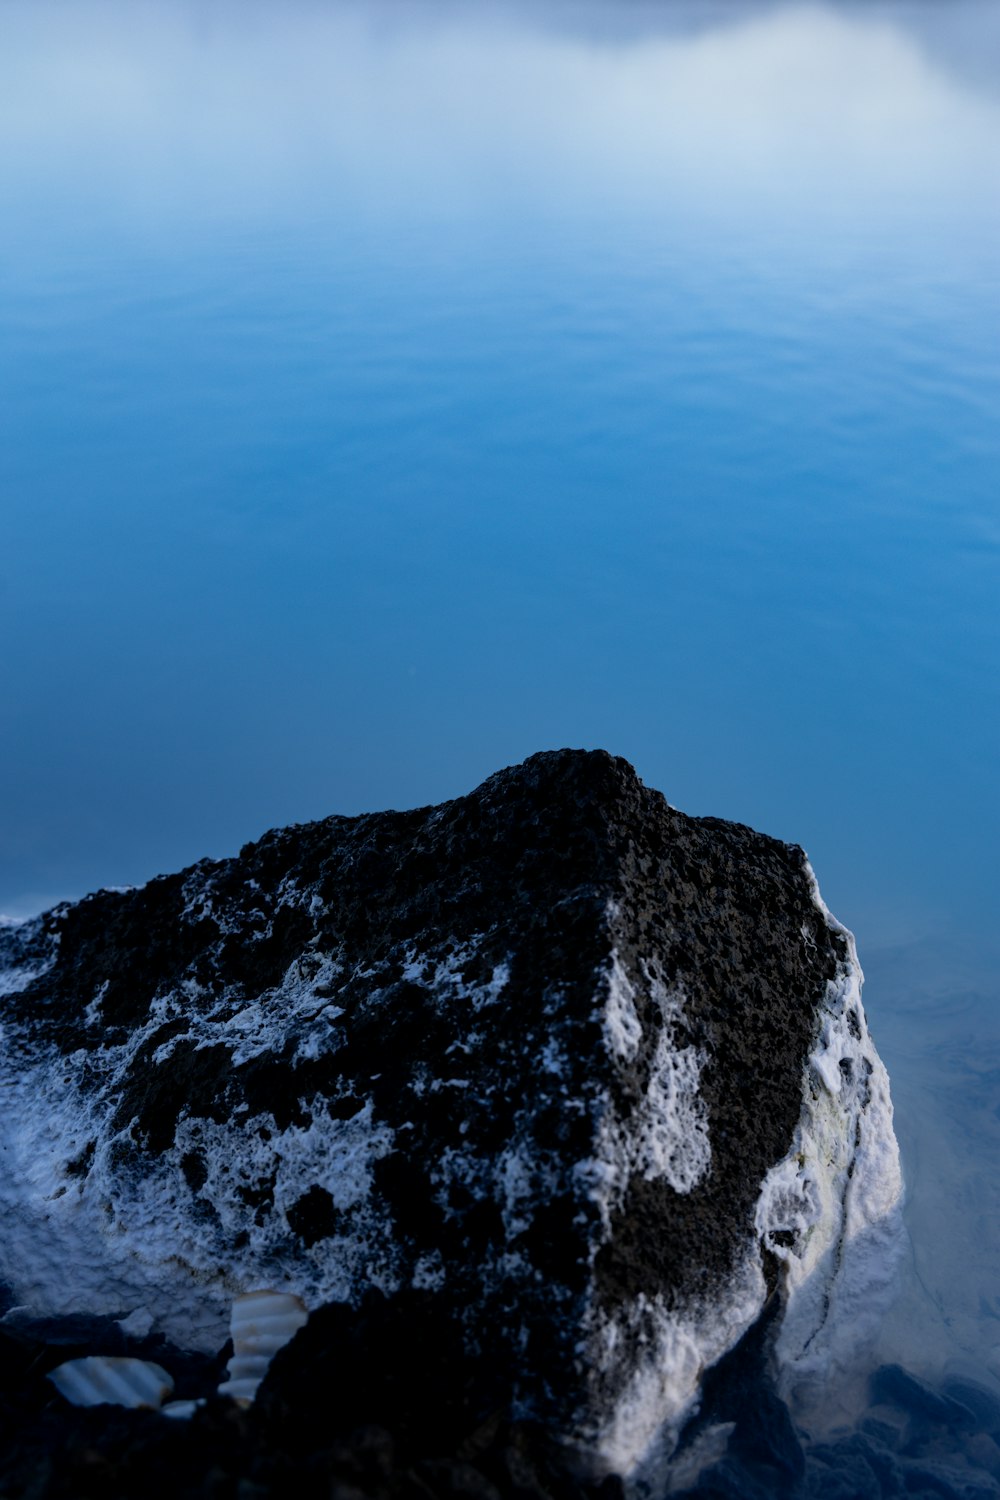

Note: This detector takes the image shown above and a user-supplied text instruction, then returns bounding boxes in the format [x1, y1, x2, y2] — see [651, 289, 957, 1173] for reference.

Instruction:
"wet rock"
[415, 1459, 506, 1500]
[0, 750, 902, 1475]
[940, 1381, 1000, 1438]
[871, 1366, 976, 1433]
[965, 1434, 1000, 1482]
[860, 1406, 909, 1451]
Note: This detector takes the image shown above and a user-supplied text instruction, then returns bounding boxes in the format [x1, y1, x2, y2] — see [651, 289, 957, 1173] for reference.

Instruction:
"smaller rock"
[258, 1290, 500, 1458]
[940, 1379, 1000, 1436]
[858, 1403, 908, 1451]
[416, 1459, 505, 1500]
[870, 1365, 976, 1432]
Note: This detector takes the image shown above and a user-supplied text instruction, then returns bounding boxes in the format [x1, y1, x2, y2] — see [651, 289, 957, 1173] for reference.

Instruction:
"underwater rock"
[0, 749, 902, 1475]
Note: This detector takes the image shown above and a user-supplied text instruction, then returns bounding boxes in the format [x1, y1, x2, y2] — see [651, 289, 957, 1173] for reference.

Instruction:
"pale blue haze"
[1, 0, 999, 1395]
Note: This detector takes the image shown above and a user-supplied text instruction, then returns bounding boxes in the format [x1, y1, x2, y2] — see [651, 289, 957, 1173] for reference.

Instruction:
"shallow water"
[1, 0, 999, 1464]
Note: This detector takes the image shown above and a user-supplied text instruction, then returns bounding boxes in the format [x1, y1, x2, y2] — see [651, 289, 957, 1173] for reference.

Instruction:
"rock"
[940, 1380, 1000, 1437]
[0, 750, 903, 1477]
[870, 1366, 976, 1432]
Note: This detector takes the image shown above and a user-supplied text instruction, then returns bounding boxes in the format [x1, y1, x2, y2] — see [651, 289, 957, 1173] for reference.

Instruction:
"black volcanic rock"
[0, 750, 902, 1476]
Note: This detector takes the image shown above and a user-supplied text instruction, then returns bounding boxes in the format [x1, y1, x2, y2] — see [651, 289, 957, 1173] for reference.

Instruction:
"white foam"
[592, 954, 711, 1220]
[584, 1255, 767, 1480]
[756, 866, 905, 1432]
[0, 1073, 397, 1349]
[0, 957, 54, 998]
[0, 954, 399, 1350]
[604, 954, 643, 1062]
[0, 917, 523, 1350]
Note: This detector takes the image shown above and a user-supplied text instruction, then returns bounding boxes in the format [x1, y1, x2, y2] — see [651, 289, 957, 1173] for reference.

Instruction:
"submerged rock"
[0, 750, 902, 1476]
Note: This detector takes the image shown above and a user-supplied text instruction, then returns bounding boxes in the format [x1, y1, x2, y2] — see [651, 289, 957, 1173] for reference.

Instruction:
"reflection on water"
[0, 0, 999, 1477]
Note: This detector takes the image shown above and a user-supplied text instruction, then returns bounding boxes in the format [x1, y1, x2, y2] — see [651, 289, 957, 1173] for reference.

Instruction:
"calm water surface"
[1, 0, 999, 1406]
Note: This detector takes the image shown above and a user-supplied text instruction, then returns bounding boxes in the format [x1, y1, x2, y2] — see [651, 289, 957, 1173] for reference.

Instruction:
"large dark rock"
[0, 750, 902, 1476]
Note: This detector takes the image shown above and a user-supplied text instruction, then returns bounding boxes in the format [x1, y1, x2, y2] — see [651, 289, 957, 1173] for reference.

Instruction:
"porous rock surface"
[0, 750, 902, 1476]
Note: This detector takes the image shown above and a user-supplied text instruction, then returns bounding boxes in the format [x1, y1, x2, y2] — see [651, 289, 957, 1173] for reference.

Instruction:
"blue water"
[1, 0, 999, 1421]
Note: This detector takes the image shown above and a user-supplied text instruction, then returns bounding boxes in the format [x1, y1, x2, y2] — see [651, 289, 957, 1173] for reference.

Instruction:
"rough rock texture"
[0, 750, 902, 1476]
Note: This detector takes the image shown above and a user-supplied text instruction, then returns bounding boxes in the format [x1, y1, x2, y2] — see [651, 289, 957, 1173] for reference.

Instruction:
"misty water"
[1, 0, 999, 1485]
